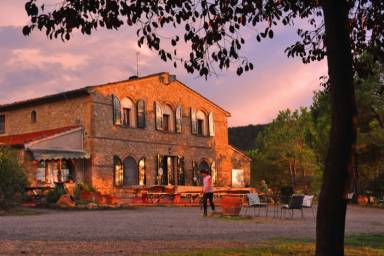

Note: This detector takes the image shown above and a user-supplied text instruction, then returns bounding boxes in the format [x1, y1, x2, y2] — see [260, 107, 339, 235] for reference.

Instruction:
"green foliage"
[228, 124, 268, 151]
[0, 147, 28, 210]
[250, 108, 321, 193]
[46, 185, 65, 204]
[73, 182, 96, 201]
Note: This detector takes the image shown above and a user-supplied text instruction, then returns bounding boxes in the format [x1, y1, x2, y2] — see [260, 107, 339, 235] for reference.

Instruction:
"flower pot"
[80, 191, 101, 203]
[357, 195, 368, 205]
[221, 196, 243, 216]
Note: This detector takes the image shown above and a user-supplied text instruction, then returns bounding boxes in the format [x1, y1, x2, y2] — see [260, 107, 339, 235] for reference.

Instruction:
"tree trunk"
[316, 1, 357, 256]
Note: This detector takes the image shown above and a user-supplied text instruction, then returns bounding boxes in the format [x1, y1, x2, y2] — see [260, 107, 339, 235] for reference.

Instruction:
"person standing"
[201, 169, 215, 217]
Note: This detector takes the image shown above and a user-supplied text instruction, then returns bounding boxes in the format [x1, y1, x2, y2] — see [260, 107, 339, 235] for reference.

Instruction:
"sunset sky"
[0, 1, 327, 127]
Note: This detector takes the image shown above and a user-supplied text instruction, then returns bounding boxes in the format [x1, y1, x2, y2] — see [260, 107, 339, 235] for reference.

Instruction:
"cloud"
[0, 3, 328, 126]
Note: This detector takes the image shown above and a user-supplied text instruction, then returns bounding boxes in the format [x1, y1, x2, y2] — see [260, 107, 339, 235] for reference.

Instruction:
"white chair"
[302, 195, 315, 220]
[242, 193, 268, 217]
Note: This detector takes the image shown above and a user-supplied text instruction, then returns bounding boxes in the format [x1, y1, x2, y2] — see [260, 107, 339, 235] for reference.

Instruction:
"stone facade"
[0, 72, 251, 193]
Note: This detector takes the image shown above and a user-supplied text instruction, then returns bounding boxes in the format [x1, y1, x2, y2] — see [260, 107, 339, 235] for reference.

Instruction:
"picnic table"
[147, 192, 170, 203]
[180, 192, 202, 204]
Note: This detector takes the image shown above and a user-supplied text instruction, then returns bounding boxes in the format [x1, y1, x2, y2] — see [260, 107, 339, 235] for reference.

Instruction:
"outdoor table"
[147, 192, 169, 203]
[180, 192, 202, 204]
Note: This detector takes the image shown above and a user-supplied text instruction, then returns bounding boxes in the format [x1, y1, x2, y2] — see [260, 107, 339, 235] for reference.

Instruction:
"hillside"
[228, 124, 268, 151]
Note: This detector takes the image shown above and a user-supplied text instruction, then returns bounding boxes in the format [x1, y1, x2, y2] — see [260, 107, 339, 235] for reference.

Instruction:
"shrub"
[46, 186, 66, 204]
[73, 182, 97, 200]
[0, 147, 28, 210]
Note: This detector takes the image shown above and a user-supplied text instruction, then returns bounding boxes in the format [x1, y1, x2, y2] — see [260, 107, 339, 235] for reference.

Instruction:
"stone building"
[0, 72, 251, 194]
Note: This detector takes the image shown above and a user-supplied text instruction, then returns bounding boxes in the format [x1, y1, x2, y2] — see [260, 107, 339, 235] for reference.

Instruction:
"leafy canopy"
[23, 0, 383, 78]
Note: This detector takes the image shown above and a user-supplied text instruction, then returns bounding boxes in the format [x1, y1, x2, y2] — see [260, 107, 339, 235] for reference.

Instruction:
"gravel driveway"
[0, 205, 383, 255]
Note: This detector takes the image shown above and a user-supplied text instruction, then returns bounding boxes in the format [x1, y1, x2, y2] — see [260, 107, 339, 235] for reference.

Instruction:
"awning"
[29, 149, 90, 161]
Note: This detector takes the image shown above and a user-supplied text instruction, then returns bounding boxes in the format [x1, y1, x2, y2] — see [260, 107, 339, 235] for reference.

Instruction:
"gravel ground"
[0, 205, 383, 255]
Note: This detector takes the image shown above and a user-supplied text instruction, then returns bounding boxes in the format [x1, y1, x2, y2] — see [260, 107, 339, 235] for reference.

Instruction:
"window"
[0, 115, 4, 134]
[114, 156, 123, 187]
[31, 111, 37, 123]
[61, 160, 73, 182]
[197, 119, 204, 135]
[162, 104, 175, 132]
[137, 100, 146, 128]
[121, 97, 135, 127]
[36, 161, 46, 184]
[195, 110, 208, 136]
[163, 114, 170, 131]
[122, 108, 131, 126]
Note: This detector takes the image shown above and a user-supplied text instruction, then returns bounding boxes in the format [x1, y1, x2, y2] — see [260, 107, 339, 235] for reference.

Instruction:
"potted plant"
[221, 195, 243, 216]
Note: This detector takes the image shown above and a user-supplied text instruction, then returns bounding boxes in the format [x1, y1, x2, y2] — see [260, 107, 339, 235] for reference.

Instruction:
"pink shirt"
[203, 175, 213, 193]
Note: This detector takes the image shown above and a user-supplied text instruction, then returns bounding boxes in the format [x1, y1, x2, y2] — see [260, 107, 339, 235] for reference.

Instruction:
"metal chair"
[242, 193, 268, 217]
[302, 195, 315, 220]
[281, 194, 305, 219]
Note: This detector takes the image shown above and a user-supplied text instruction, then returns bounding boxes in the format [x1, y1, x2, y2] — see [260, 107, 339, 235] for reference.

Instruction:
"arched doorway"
[198, 160, 210, 173]
[123, 156, 138, 186]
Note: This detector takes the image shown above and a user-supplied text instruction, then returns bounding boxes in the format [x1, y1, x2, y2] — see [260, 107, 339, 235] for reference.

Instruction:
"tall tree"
[254, 109, 320, 192]
[22, 0, 384, 255]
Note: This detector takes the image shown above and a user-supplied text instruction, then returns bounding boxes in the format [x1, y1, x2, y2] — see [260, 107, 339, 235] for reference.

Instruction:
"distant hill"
[228, 124, 268, 151]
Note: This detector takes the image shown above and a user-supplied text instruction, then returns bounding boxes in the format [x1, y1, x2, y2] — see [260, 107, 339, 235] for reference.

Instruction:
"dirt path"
[0, 205, 383, 255]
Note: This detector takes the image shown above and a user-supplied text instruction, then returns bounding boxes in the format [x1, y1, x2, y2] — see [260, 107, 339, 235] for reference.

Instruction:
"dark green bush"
[46, 185, 66, 204]
[0, 147, 28, 210]
[73, 182, 96, 200]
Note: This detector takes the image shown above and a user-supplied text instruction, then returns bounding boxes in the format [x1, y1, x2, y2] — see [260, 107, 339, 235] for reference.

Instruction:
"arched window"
[114, 156, 123, 187]
[112, 95, 122, 125]
[121, 97, 136, 127]
[175, 106, 182, 133]
[137, 100, 146, 128]
[162, 104, 175, 132]
[31, 111, 37, 123]
[138, 158, 146, 185]
[123, 156, 138, 186]
[196, 110, 208, 136]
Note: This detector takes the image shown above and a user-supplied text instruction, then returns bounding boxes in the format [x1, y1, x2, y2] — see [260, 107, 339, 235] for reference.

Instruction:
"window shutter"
[112, 95, 121, 125]
[208, 111, 215, 136]
[211, 161, 217, 186]
[137, 100, 146, 128]
[175, 106, 183, 133]
[190, 108, 198, 134]
[155, 101, 163, 130]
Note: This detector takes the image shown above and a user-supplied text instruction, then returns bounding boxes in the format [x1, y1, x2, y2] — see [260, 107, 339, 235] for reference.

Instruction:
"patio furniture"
[302, 195, 315, 220]
[242, 193, 268, 217]
[377, 195, 384, 208]
[347, 192, 354, 203]
[147, 185, 167, 203]
[180, 192, 202, 204]
[281, 194, 305, 219]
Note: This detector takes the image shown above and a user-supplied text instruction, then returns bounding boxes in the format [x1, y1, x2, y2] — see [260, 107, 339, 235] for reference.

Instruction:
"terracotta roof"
[0, 126, 80, 146]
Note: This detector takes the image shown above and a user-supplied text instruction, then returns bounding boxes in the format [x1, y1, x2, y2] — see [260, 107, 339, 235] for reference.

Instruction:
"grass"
[157, 234, 384, 256]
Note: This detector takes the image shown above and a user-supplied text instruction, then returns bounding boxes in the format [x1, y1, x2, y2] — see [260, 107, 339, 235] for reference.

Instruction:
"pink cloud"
[0, 2, 328, 126]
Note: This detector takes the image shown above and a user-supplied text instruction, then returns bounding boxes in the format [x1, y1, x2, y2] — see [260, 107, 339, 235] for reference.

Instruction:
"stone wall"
[89, 73, 251, 191]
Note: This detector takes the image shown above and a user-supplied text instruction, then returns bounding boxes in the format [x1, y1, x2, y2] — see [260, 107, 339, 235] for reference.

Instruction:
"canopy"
[30, 149, 90, 161]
